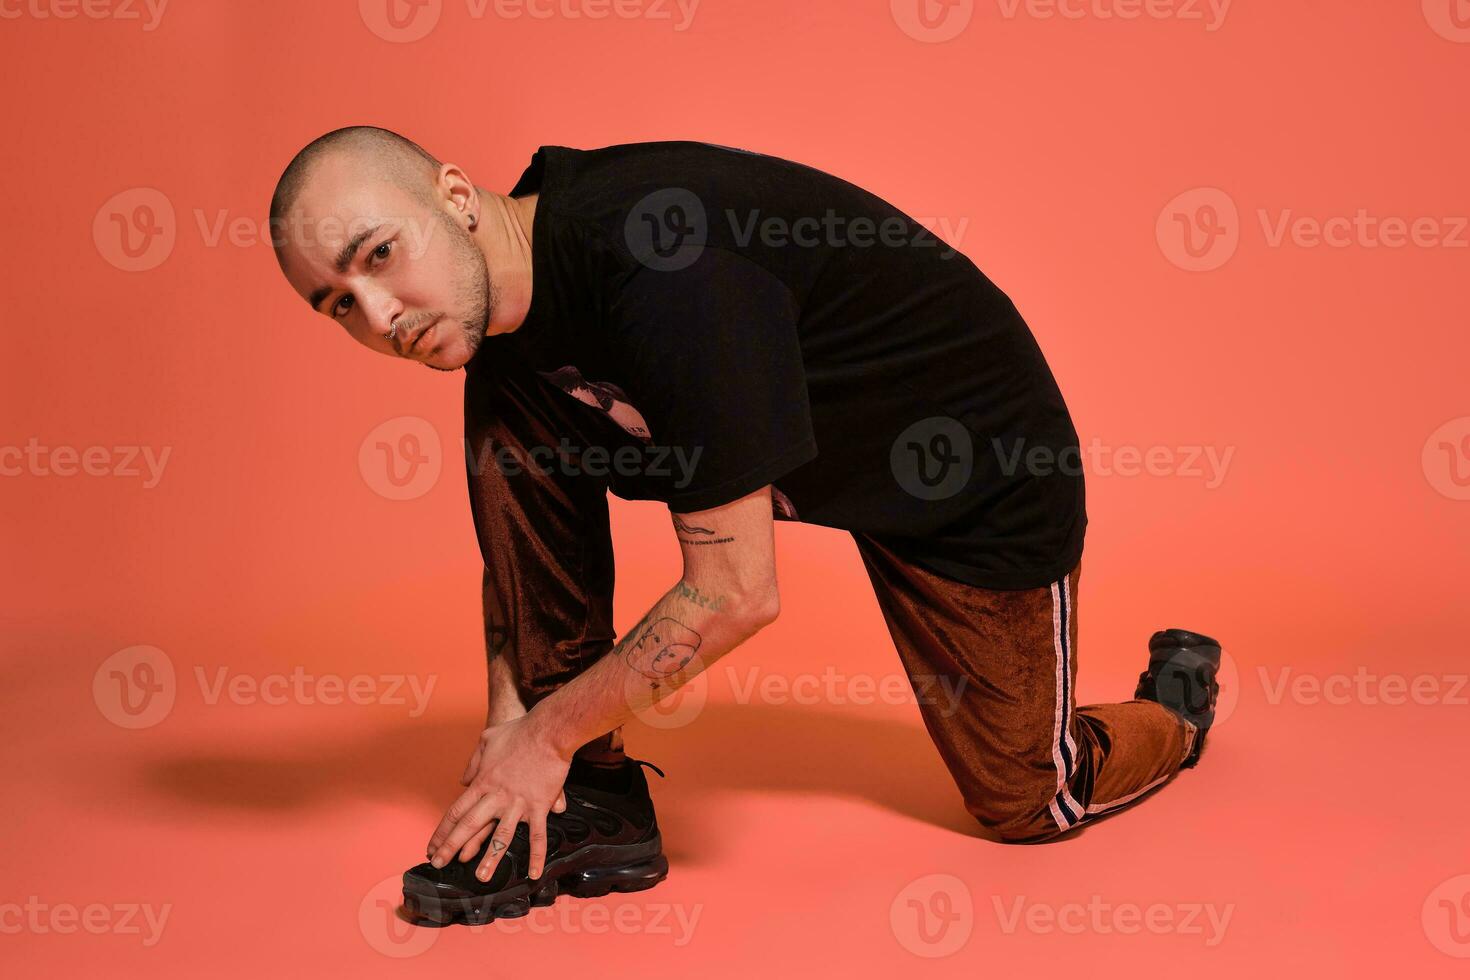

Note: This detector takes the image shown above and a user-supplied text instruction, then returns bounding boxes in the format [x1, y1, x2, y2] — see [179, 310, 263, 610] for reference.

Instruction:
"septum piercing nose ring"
[387, 319, 399, 342]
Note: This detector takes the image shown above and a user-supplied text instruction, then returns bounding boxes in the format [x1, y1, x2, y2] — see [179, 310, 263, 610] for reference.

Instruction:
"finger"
[526, 809, 550, 880]
[427, 787, 482, 857]
[460, 742, 483, 787]
[552, 790, 567, 813]
[476, 801, 524, 883]
[458, 823, 492, 864]
[431, 794, 498, 869]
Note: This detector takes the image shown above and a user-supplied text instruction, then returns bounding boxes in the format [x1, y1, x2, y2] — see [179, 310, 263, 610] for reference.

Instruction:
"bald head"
[269, 125, 442, 259]
[267, 126, 532, 373]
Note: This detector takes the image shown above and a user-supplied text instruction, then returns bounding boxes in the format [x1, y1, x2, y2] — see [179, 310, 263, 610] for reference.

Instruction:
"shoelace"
[633, 758, 666, 779]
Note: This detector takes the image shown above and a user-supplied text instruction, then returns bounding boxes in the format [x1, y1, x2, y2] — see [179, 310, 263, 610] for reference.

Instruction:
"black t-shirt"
[469, 140, 1085, 590]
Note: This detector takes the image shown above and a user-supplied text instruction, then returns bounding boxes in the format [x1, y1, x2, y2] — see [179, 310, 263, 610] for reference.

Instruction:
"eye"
[331, 240, 395, 318]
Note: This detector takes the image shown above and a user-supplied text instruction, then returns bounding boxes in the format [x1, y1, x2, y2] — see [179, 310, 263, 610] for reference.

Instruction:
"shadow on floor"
[142, 702, 985, 845]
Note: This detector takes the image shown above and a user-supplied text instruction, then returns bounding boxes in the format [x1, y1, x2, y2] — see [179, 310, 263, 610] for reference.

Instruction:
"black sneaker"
[1134, 628, 1223, 769]
[401, 757, 668, 926]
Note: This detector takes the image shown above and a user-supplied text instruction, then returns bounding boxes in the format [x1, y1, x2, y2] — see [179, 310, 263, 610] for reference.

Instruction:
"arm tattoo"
[483, 568, 510, 661]
[622, 616, 703, 680]
[673, 515, 735, 546]
[674, 579, 727, 612]
[486, 619, 510, 659]
[673, 516, 713, 535]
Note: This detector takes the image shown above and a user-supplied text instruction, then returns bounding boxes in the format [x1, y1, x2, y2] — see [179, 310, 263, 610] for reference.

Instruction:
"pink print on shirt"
[539, 363, 800, 522]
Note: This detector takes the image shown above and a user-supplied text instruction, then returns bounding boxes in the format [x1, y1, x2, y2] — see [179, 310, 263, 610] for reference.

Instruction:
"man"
[268, 127, 1224, 926]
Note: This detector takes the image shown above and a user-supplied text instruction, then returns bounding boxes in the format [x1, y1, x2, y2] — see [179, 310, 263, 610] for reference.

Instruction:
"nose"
[359, 290, 404, 354]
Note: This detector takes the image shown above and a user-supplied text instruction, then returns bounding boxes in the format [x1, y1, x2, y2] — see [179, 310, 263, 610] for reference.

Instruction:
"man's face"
[276, 155, 493, 371]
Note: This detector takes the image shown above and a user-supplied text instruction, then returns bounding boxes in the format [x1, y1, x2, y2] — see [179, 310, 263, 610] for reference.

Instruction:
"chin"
[424, 334, 475, 371]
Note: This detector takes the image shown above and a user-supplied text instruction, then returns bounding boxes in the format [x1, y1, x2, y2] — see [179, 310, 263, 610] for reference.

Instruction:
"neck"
[473, 188, 537, 335]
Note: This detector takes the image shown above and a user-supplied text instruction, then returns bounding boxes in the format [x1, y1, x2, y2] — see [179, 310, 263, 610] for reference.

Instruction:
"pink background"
[4, 0, 1469, 975]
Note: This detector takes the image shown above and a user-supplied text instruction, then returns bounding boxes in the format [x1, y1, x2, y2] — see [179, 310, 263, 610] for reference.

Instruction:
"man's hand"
[426, 713, 571, 882]
[459, 710, 568, 803]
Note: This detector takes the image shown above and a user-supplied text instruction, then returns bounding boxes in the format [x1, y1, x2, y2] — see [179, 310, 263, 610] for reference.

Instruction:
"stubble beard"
[424, 214, 496, 373]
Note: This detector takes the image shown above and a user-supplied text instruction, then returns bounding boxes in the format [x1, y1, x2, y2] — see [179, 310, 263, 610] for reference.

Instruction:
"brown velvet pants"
[464, 358, 1197, 842]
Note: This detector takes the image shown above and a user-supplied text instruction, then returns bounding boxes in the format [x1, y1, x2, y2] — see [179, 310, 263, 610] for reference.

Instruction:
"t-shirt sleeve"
[606, 246, 818, 513]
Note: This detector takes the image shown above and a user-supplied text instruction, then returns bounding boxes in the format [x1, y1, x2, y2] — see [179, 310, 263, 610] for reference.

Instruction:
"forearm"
[483, 567, 529, 724]
[486, 655, 528, 725]
[526, 576, 776, 758]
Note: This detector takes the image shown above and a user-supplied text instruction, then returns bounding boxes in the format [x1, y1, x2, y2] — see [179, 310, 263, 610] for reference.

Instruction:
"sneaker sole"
[401, 835, 667, 927]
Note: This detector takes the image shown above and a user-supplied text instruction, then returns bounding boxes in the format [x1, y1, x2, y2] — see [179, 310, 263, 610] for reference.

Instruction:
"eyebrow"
[307, 223, 382, 312]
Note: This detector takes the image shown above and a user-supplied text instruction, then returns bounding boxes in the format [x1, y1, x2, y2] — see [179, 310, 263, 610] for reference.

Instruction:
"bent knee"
[971, 799, 1075, 844]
